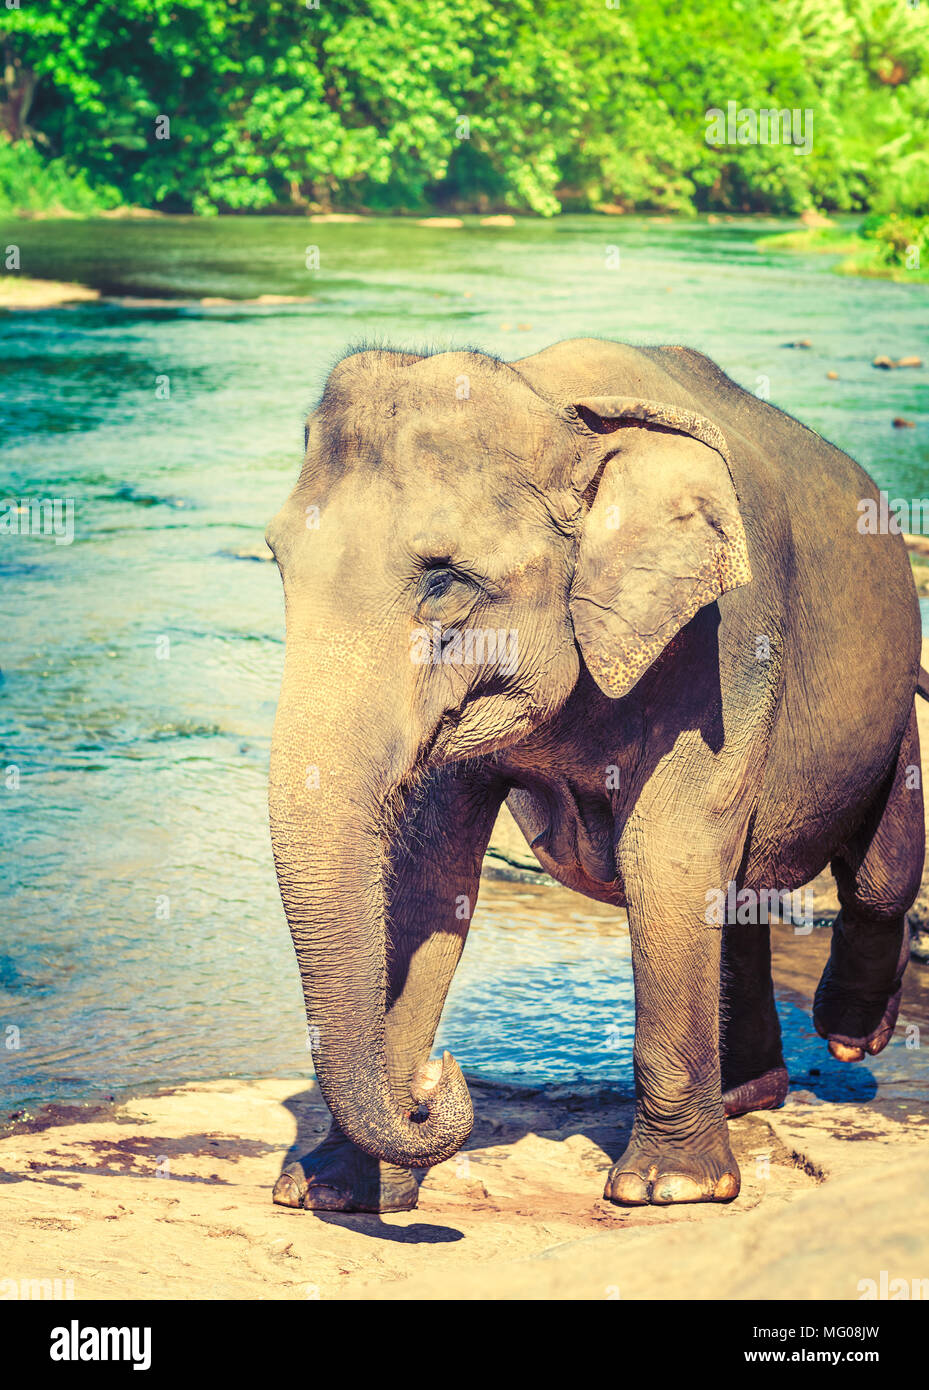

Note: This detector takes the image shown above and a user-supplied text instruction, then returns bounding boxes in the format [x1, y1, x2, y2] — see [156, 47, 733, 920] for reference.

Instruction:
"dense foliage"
[1, 0, 927, 216]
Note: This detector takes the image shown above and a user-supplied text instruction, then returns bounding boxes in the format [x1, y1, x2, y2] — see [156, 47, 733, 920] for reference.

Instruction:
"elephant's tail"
[917, 667, 929, 702]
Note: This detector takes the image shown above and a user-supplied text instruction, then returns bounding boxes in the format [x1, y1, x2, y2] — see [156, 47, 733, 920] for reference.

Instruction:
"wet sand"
[0, 276, 101, 308]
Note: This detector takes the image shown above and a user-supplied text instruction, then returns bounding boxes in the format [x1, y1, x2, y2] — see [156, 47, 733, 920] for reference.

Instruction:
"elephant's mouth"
[527, 783, 617, 885]
[422, 678, 542, 766]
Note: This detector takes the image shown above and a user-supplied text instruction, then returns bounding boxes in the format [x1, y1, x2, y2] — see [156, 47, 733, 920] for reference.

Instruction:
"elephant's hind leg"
[814, 708, 924, 1062]
[720, 923, 789, 1117]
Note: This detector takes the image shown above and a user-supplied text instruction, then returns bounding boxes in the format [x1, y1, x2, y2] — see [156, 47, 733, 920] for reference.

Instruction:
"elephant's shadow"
[276, 1078, 638, 1242]
[276, 1053, 882, 1242]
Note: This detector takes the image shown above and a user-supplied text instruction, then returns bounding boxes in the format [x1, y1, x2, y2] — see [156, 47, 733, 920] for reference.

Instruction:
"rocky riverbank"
[0, 276, 101, 308]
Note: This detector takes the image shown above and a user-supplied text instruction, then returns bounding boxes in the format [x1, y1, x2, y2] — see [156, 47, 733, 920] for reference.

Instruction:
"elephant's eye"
[415, 558, 489, 613]
[421, 567, 457, 601]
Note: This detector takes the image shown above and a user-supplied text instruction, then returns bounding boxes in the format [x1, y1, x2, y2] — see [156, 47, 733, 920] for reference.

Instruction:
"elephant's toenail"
[713, 1172, 740, 1201]
[302, 1184, 349, 1210]
[829, 1040, 865, 1063]
[272, 1171, 306, 1208]
[607, 1172, 649, 1205]
[652, 1173, 704, 1204]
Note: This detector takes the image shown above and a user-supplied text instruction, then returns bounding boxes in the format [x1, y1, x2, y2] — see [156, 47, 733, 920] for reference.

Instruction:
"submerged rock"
[874, 355, 923, 369]
[911, 921, 929, 964]
[218, 545, 274, 563]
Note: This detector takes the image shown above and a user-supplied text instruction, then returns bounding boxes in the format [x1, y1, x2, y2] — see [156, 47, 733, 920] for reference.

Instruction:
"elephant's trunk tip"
[403, 1051, 473, 1168]
[326, 1050, 473, 1171]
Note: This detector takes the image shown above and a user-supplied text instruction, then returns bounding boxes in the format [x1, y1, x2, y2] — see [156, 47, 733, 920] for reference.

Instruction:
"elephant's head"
[265, 348, 751, 1169]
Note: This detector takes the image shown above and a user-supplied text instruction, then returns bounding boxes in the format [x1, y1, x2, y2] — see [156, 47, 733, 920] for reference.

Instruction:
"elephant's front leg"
[273, 768, 505, 1213]
[605, 823, 742, 1207]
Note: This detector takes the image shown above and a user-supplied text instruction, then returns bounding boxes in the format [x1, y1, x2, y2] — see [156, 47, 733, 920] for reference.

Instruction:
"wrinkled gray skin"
[266, 338, 924, 1212]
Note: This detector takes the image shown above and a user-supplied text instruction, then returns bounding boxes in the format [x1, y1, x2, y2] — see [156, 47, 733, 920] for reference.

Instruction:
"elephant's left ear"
[568, 396, 752, 699]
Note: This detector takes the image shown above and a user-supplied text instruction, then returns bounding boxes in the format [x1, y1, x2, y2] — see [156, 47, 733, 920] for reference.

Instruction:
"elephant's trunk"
[268, 636, 473, 1169]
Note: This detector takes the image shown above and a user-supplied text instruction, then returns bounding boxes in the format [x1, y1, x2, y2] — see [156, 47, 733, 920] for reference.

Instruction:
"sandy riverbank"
[0, 276, 102, 309]
[0, 277, 316, 310]
[5, 794, 929, 1302]
[1, 1071, 926, 1300]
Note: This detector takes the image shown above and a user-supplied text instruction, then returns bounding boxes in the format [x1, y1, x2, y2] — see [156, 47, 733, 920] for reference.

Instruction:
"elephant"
[264, 336, 925, 1213]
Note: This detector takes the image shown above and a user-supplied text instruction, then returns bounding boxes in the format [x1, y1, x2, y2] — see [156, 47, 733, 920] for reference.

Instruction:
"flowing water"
[1, 214, 927, 1112]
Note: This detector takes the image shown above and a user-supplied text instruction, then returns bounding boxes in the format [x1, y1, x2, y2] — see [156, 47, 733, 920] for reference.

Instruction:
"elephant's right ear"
[567, 397, 752, 699]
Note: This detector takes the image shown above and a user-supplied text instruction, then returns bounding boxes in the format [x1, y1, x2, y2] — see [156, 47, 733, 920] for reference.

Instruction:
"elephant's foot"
[814, 987, 902, 1062]
[604, 1124, 740, 1207]
[813, 916, 909, 1062]
[272, 1127, 418, 1213]
[722, 1065, 789, 1118]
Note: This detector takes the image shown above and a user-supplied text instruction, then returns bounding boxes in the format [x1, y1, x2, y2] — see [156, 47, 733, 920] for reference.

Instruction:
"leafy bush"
[0, 139, 119, 215]
[859, 212, 929, 270]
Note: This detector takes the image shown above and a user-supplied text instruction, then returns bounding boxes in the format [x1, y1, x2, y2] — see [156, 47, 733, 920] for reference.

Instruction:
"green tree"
[1, 0, 927, 217]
